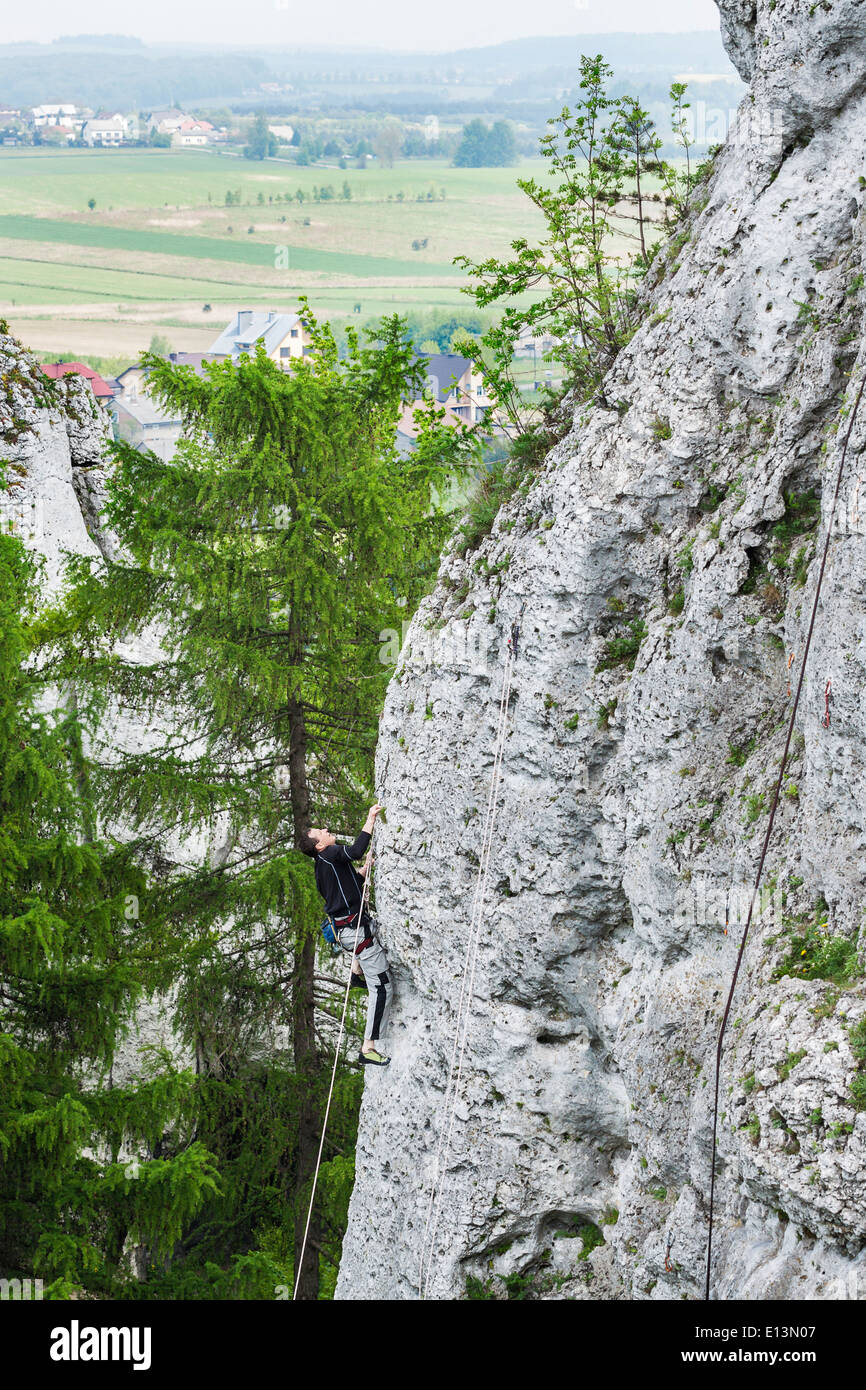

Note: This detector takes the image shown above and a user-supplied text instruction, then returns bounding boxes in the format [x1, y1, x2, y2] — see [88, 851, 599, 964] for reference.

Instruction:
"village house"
[148, 109, 186, 136]
[31, 103, 79, 128]
[396, 351, 503, 452]
[209, 310, 313, 367]
[110, 392, 185, 461]
[0, 106, 24, 140]
[415, 352, 490, 424]
[40, 362, 117, 400]
[38, 124, 77, 145]
[173, 118, 214, 148]
[83, 112, 139, 147]
[110, 352, 226, 461]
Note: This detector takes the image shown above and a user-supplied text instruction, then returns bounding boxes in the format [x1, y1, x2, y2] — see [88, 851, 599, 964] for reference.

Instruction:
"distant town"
[3, 103, 247, 148]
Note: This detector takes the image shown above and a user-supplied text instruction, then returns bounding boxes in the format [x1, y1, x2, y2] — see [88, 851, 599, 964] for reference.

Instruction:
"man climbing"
[299, 803, 392, 1067]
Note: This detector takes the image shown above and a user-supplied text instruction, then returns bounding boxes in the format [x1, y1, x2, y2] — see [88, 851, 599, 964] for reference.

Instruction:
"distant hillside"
[437, 31, 738, 75]
[0, 31, 738, 112]
[0, 51, 271, 109]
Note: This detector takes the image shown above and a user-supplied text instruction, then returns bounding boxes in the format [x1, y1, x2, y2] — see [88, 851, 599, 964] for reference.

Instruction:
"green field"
[0, 148, 552, 359]
[0, 214, 456, 278]
[0, 148, 534, 217]
[0, 146, 650, 365]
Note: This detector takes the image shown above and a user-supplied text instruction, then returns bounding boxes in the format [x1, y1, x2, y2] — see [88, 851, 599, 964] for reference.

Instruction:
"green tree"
[487, 120, 517, 167]
[608, 96, 674, 263]
[0, 519, 218, 1298]
[244, 112, 276, 161]
[453, 118, 516, 168]
[453, 118, 489, 168]
[373, 120, 403, 169]
[448, 57, 703, 561]
[455, 56, 687, 429]
[670, 81, 696, 207]
[45, 302, 474, 1298]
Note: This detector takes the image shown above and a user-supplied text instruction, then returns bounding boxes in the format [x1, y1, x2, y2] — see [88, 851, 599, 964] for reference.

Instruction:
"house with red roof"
[40, 362, 117, 400]
[174, 119, 214, 148]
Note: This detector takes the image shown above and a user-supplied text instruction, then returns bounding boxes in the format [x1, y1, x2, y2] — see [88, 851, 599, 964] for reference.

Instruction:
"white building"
[32, 103, 78, 127]
[209, 309, 312, 367]
[173, 119, 214, 148]
[83, 113, 138, 147]
[151, 110, 187, 135]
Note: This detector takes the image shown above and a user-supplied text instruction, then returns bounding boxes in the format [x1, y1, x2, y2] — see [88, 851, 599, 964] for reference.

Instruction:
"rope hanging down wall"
[417, 611, 522, 1299]
[705, 374, 866, 1301]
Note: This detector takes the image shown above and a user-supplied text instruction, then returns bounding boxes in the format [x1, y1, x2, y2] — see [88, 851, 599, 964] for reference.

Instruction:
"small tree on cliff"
[454, 55, 688, 429]
[43, 304, 472, 1297]
[0, 520, 218, 1297]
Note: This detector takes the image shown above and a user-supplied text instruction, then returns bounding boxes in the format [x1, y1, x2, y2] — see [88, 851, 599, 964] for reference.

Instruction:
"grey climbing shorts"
[337, 918, 392, 1042]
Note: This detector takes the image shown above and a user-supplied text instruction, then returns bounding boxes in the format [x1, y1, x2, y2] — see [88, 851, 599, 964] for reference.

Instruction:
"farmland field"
[0, 147, 558, 362]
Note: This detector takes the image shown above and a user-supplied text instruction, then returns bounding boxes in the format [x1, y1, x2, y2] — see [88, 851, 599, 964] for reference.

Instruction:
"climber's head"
[299, 827, 335, 856]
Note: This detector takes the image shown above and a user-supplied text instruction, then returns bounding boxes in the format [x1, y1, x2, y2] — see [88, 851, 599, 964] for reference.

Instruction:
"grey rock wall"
[337, 0, 866, 1301]
[0, 339, 192, 1079]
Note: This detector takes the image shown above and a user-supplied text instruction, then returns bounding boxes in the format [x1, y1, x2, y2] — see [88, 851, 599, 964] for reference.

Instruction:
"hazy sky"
[14, 0, 721, 50]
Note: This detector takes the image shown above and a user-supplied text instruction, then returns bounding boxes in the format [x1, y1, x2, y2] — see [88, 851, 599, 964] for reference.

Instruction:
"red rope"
[705, 375, 866, 1301]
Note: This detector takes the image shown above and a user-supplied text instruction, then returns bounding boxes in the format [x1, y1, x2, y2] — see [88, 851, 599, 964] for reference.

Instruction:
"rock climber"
[299, 803, 392, 1067]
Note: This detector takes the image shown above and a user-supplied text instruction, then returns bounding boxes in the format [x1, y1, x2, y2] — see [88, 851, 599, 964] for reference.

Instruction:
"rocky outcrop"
[337, 0, 866, 1300]
[0, 347, 107, 592]
[0, 338, 190, 1083]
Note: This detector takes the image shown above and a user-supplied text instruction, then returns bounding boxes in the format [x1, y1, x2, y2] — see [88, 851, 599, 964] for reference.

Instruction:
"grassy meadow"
[0, 147, 558, 362]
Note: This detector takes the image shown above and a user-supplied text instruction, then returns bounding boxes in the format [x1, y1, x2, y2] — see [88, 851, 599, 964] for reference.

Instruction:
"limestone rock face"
[0, 337, 192, 1077]
[0, 349, 108, 592]
[337, 0, 866, 1301]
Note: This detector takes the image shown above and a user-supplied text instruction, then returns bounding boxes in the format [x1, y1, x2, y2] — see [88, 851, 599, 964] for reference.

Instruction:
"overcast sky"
[13, 0, 721, 50]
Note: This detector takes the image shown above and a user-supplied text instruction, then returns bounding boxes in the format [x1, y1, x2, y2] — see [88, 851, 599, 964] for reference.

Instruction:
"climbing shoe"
[349, 973, 367, 990]
[359, 1048, 390, 1066]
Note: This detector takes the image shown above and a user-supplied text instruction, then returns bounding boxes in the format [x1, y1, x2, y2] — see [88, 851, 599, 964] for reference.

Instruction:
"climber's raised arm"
[345, 803, 381, 859]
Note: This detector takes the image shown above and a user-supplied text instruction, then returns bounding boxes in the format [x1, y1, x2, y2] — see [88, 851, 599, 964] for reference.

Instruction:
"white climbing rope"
[293, 831, 375, 1301]
[418, 637, 518, 1298]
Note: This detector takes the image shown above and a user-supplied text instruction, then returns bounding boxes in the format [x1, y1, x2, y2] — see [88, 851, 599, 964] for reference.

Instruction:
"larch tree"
[41, 304, 474, 1297]
[0, 520, 218, 1298]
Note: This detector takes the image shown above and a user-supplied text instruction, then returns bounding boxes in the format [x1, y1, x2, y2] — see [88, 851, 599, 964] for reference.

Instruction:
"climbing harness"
[320, 911, 374, 956]
[705, 375, 866, 1301]
[822, 677, 832, 729]
[319, 915, 342, 955]
[293, 830, 376, 1301]
[417, 608, 523, 1299]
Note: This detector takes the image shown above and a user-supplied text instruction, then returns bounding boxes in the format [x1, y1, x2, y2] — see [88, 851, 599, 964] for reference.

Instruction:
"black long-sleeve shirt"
[314, 830, 371, 918]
